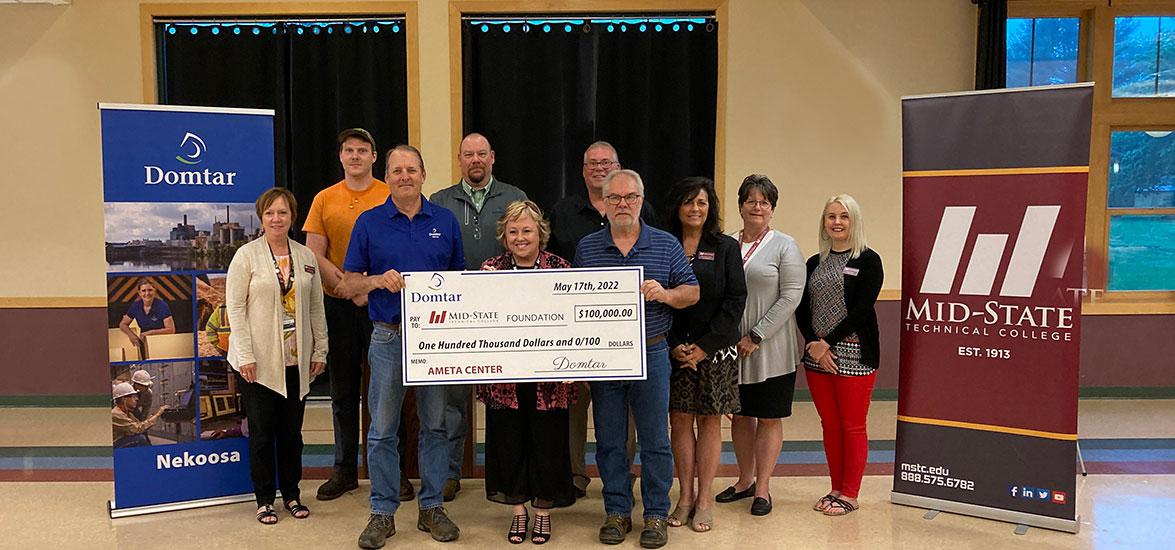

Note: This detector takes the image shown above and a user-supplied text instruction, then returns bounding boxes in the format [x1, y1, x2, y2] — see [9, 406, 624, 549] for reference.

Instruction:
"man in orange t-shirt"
[303, 128, 390, 501]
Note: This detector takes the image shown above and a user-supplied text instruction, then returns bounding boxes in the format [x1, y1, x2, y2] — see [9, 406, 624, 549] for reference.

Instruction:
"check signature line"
[533, 369, 632, 373]
[416, 347, 636, 355]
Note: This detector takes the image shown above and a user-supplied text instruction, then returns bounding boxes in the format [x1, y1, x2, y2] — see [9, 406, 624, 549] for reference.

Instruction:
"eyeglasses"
[743, 200, 772, 209]
[604, 194, 643, 206]
[584, 160, 616, 169]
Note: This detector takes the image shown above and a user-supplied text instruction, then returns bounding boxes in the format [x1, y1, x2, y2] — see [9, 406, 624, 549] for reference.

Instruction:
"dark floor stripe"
[5, 461, 1174, 483]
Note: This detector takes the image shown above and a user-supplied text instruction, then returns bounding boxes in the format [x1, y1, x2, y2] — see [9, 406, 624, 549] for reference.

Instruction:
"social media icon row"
[1008, 485, 1067, 504]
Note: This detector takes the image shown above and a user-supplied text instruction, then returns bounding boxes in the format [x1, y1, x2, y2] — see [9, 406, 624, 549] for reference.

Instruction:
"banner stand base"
[109, 492, 255, 519]
[891, 492, 1080, 534]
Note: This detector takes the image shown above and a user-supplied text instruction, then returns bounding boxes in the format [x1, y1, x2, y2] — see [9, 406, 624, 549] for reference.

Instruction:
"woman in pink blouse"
[477, 200, 576, 545]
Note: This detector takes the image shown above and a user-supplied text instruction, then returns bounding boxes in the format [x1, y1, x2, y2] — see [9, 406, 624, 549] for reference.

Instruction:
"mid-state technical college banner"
[100, 103, 274, 517]
[893, 84, 1091, 533]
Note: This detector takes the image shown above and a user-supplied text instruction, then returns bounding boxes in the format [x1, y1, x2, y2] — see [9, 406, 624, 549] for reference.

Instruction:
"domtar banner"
[893, 84, 1092, 534]
[100, 103, 274, 517]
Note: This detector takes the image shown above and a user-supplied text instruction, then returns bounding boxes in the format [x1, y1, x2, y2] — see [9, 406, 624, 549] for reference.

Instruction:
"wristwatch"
[749, 331, 762, 345]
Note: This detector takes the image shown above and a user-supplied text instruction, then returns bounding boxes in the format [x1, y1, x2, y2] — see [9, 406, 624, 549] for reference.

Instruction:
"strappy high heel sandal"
[531, 512, 552, 545]
[507, 509, 528, 544]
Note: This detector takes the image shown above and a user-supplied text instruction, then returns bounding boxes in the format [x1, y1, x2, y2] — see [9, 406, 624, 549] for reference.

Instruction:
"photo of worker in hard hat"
[112, 381, 164, 448]
[130, 369, 155, 420]
[111, 362, 198, 446]
[197, 274, 230, 357]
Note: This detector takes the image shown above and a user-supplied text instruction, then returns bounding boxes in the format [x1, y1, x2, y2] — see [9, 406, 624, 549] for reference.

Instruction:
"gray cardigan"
[429, 177, 529, 269]
[732, 230, 806, 384]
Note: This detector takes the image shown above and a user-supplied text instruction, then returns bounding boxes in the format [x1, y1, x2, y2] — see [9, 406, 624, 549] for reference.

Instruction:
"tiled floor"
[0, 475, 1171, 548]
[1, 398, 1173, 548]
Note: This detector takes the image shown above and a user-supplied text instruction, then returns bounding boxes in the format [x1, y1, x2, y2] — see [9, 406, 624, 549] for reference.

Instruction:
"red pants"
[805, 368, 876, 499]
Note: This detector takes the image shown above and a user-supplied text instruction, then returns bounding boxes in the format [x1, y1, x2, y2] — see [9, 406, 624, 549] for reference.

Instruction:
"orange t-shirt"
[302, 179, 390, 297]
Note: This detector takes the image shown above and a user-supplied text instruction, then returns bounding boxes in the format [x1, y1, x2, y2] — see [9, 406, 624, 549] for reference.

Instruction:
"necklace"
[267, 239, 294, 295]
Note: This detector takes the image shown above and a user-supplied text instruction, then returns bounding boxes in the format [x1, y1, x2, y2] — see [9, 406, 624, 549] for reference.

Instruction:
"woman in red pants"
[796, 194, 883, 516]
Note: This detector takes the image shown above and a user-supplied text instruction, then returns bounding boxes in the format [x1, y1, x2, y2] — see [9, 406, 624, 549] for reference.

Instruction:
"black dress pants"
[324, 295, 372, 477]
[241, 365, 305, 506]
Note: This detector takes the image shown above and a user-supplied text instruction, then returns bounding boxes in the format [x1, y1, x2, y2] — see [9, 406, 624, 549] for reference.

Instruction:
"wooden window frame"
[1011, 0, 1175, 314]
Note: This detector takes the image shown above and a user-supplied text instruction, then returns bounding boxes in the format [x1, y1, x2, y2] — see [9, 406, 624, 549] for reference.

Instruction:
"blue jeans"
[443, 384, 470, 480]
[590, 340, 672, 519]
[367, 326, 449, 515]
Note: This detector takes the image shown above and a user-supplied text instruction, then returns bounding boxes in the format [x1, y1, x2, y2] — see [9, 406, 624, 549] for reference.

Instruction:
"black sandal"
[284, 499, 310, 519]
[531, 512, 551, 545]
[508, 509, 528, 544]
[256, 504, 278, 525]
[813, 493, 837, 512]
[823, 496, 859, 516]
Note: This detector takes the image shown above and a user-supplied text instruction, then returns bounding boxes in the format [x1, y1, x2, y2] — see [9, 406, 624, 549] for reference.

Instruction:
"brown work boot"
[639, 517, 669, 548]
[598, 514, 632, 545]
[417, 506, 460, 542]
[400, 471, 415, 501]
[357, 513, 395, 549]
[316, 471, 359, 501]
[442, 478, 461, 502]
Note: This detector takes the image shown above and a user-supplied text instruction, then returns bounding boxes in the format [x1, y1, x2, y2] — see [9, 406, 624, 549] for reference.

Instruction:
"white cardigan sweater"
[226, 237, 328, 399]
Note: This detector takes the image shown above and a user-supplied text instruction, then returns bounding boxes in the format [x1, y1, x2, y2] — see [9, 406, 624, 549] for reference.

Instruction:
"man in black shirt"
[548, 141, 659, 261]
[549, 141, 653, 498]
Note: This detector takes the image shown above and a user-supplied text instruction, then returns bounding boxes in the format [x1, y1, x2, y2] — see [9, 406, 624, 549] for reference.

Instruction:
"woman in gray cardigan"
[714, 175, 805, 517]
[227, 188, 328, 525]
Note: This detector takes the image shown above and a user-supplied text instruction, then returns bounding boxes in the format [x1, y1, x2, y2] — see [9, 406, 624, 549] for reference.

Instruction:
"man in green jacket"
[428, 132, 528, 501]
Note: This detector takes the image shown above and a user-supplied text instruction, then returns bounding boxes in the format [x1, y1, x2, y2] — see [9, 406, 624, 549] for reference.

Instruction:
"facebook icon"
[1009, 485, 1020, 497]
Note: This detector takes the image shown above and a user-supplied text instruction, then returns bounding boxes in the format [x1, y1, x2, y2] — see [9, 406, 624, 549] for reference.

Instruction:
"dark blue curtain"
[462, 17, 718, 214]
[156, 20, 410, 227]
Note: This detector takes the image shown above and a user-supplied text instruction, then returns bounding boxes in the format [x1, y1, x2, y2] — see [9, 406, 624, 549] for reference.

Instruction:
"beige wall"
[0, 0, 975, 300]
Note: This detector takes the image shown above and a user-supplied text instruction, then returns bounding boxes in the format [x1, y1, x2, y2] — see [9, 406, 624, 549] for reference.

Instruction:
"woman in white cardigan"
[227, 187, 328, 525]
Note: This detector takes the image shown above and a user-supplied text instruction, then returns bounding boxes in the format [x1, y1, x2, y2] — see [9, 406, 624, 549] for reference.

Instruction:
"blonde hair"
[496, 200, 551, 250]
[818, 194, 867, 260]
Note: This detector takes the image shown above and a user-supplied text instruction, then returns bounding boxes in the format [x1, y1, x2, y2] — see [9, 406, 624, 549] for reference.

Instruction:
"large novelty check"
[399, 267, 647, 385]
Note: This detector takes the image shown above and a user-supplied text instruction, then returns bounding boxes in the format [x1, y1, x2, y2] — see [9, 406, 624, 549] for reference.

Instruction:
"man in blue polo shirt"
[575, 169, 699, 549]
[338, 145, 465, 549]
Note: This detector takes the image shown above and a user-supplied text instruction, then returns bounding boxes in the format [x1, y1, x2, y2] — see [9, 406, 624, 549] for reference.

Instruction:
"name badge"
[696, 251, 715, 261]
[304, 265, 316, 274]
[843, 267, 859, 276]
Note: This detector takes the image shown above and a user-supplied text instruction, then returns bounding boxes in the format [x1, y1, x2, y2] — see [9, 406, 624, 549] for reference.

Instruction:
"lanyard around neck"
[740, 227, 771, 265]
[267, 239, 294, 295]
